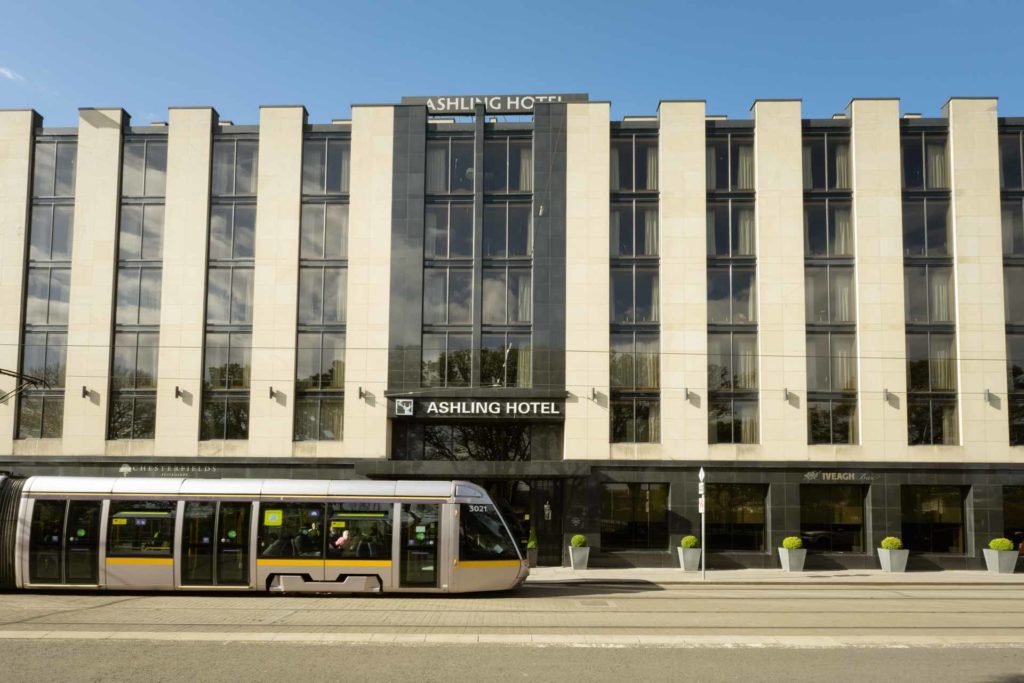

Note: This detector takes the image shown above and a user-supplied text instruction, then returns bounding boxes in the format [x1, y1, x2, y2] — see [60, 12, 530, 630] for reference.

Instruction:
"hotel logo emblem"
[394, 399, 414, 416]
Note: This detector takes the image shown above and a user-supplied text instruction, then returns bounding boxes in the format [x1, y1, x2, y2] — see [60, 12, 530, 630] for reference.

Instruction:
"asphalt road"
[0, 582, 1022, 682]
[0, 641, 1022, 683]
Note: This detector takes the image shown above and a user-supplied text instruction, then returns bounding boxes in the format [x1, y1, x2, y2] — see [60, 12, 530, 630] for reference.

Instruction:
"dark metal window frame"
[1000, 122, 1024, 443]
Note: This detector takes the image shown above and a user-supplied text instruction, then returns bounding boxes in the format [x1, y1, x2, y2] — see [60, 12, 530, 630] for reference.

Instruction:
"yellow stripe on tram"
[325, 560, 392, 568]
[106, 557, 173, 566]
[456, 560, 522, 568]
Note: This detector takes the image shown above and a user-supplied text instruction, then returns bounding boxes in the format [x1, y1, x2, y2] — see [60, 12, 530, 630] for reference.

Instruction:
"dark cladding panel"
[388, 106, 427, 391]
[532, 103, 567, 392]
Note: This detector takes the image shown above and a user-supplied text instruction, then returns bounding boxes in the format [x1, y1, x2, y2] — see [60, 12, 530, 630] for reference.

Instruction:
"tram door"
[180, 502, 251, 586]
[399, 504, 440, 588]
[28, 499, 102, 585]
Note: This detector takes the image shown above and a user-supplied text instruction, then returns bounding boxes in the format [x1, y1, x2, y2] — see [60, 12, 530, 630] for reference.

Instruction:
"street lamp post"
[699, 467, 706, 581]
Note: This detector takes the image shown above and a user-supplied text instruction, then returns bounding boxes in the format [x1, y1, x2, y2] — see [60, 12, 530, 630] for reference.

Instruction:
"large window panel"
[706, 484, 766, 551]
[1000, 133, 1023, 190]
[800, 485, 864, 552]
[901, 485, 965, 553]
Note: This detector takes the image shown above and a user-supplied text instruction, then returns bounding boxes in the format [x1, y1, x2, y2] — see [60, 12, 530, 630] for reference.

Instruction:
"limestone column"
[564, 102, 611, 460]
[62, 108, 127, 455]
[945, 97, 1009, 459]
[154, 107, 216, 456]
[0, 110, 38, 453]
[342, 106, 394, 459]
[849, 99, 908, 457]
[248, 106, 305, 456]
[658, 101, 707, 461]
[752, 100, 807, 458]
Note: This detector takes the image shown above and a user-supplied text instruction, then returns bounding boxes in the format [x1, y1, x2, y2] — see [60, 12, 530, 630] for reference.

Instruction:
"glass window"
[21, 332, 67, 388]
[30, 205, 74, 262]
[107, 501, 175, 557]
[1011, 400, 1024, 447]
[25, 268, 71, 325]
[33, 141, 77, 198]
[301, 203, 349, 260]
[599, 483, 669, 550]
[610, 397, 660, 443]
[426, 203, 473, 259]
[1003, 200, 1024, 256]
[1004, 486, 1024, 549]
[1000, 134, 1023, 190]
[907, 397, 958, 446]
[327, 503, 392, 560]
[706, 138, 729, 191]
[108, 395, 156, 439]
[904, 265, 954, 324]
[200, 395, 250, 440]
[803, 137, 826, 190]
[303, 138, 350, 195]
[800, 485, 865, 552]
[459, 503, 519, 560]
[212, 139, 258, 196]
[111, 332, 159, 390]
[901, 135, 924, 190]
[481, 333, 531, 388]
[708, 398, 758, 444]
[1007, 334, 1024, 392]
[807, 399, 857, 445]
[706, 484, 766, 551]
[1006, 266, 1024, 324]
[708, 266, 756, 324]
[421, 333, 471, 387]
[901, 485, 965, 553]
[258, 503, 325, 558]
[612, 202, 658, 257]
[121, 140, 167, 197]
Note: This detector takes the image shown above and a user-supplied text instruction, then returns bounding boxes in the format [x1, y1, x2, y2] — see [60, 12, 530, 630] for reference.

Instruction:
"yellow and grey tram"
[0, 475, 528, 594]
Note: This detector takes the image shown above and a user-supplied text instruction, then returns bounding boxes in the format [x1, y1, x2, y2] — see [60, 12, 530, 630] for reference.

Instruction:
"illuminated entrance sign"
[400, 93, 588, 114]
[391, 398, 563, 419]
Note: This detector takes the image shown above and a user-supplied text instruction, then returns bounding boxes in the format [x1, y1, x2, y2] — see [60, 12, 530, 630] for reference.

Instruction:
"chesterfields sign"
[401, 93, 588, 114]
[391, 398, 564, 419]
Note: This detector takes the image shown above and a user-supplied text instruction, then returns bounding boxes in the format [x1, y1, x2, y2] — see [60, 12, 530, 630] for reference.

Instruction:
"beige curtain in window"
[646, 401, 661, 442]
[931, 337, 957, 391]
[518, 145, 533, 192]
[516, 342, 532, 389]
[738, 403, 758, 443]
[926, 142, 948, 188]
[802, 144, 813, 190]
[516, 272, 532, 322]
[831, 268, 854, 323]
[706, 145, 716, 190]
[736, 207, 756, 255]
[844, 406, 858, 445]
[650, 274, 660, 323]
[834, 143, 850, 190]
[610, 145, 621, 190]
[734, 335, 758, 390]
[929, 268, 954, 323]
[707, 209, 718, 254]
[643, 209, 658, 256]
[736, 145, 755, 190]
[645, 145, 658, 191]
[636, 336, 659, 389]
[831, 335, 857, 391]
[426, 145, 447, 193]
[832, 205, 853, 256]
[939, 404, 958, 444]
[745, 271, 758, 323]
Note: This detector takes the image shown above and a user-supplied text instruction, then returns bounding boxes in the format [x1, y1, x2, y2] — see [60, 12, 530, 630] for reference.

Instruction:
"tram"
[0, 475, 528, 594]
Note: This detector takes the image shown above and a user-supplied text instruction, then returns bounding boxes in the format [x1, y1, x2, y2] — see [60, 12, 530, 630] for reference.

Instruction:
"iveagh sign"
[400, 93, 589, 114]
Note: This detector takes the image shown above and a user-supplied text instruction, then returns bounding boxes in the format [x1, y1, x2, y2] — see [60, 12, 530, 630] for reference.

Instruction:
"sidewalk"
[526, 566, 1024, 585]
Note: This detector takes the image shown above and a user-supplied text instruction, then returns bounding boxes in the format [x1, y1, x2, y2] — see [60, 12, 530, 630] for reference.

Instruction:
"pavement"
[525, 566, 1024, 584]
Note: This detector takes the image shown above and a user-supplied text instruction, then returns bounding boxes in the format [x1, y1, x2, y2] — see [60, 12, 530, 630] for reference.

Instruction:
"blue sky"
[0, 1, 1019, 126]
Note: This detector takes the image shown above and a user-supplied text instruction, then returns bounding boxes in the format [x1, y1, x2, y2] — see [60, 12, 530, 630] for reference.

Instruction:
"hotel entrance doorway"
[482, 479, 564, 566]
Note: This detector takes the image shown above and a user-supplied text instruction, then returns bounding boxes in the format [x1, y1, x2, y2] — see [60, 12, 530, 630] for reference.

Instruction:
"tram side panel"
[451, 503, 527, 593]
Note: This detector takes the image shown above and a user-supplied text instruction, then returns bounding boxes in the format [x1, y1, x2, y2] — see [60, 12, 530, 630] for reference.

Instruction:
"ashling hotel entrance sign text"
[401, 93, 589, 114]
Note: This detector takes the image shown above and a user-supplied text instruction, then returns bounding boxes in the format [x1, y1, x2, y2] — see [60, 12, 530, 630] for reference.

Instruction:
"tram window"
[459, 504, 519, 561]
[107, 501, 175, 557]
[258, 503, 325, 558]
[326, 502, 392, 560]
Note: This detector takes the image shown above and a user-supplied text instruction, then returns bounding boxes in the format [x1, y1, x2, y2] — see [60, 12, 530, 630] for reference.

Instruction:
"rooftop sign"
[401, 93, 588, 114]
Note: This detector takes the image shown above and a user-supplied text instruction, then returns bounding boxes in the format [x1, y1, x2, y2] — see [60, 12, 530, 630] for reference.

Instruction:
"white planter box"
[778, 547, 807, 572]
[677, 547, 702, 572]
[568, 546, 590, 570]
[983, 548, 1019, 574]
[878, 548, 909, 573]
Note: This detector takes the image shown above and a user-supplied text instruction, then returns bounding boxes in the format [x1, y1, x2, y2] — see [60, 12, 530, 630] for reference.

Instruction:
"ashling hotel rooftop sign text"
[401, 93, 589, 114]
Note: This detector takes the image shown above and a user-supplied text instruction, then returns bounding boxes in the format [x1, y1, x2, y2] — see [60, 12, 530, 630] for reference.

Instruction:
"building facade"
[1, 95, 1023, 569]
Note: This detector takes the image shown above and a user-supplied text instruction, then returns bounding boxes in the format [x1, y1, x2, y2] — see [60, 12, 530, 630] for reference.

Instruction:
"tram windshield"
[459, 503, 520, 561]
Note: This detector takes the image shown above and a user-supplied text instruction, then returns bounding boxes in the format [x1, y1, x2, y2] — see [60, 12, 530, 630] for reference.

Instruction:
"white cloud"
[0, 67, 25, 82]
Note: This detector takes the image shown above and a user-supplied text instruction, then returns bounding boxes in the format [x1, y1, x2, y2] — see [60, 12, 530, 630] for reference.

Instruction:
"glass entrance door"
[28, 499, 101, 585]
[399, 504, 439, 587]
[600, 483, 669, 550]
[182, 501, 250, 586]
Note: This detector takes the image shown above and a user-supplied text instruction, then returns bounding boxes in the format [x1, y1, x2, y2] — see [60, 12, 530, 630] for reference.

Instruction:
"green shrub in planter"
[989, 538, 1015, 552]
[527, 527, 538, 550]
[782, 536, 803, 550]
[880, 536, 903, 551]
[570, 534, 588, 548]
[680, 535, 699, 549]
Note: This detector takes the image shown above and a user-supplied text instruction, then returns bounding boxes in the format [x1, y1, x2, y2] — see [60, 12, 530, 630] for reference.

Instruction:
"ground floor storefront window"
[901, 485, 966, 553]
[799, 485, 865, 552]
[706, 484, 766, 551]
[599, 482, 668, 550]
[390, 421, 562, 461]
[1005, 486, 1024, 552]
